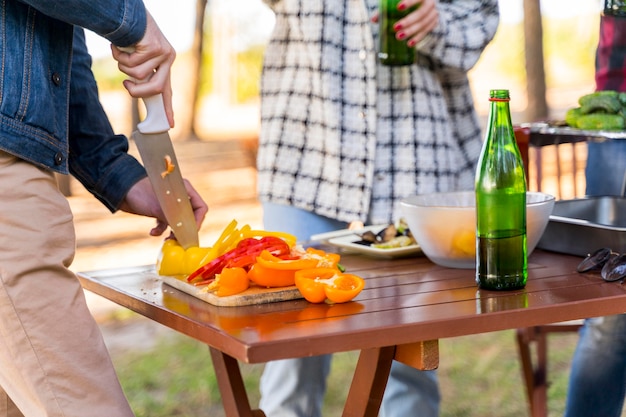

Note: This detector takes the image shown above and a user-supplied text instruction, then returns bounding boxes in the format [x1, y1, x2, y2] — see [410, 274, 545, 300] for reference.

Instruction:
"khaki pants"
[0, 151, 134, 417]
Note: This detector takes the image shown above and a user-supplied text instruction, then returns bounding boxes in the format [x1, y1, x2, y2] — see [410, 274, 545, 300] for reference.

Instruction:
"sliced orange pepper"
[256, 250, 319, 270]
[207, 267, 250, 297]
[302, 247, 341, 269]
[324, 274, 365, 303]
[248, 262, 300, 287]
[247, 248, 343, 288]
[294, 268, 365, 304]
[247, 250, 321, 288]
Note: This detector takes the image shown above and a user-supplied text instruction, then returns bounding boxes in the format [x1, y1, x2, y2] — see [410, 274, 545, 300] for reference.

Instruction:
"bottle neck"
[487, 99, 513, 135]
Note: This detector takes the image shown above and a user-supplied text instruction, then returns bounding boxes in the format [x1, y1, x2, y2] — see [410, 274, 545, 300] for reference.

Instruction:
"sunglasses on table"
[577, 247, 626, 283]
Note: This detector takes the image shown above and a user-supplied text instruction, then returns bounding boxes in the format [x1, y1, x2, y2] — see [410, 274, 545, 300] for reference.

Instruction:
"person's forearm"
[18, 0, 147, 46]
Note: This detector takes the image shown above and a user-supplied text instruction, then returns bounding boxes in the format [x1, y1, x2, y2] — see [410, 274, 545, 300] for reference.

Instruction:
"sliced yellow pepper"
[243, 229, 297, 247]
[157, 240, 210, 276]
[157, 239, 186, 276]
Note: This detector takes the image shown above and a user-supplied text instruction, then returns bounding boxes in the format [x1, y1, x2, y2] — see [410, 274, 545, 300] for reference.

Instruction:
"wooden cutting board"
[161, 275, 303, 307]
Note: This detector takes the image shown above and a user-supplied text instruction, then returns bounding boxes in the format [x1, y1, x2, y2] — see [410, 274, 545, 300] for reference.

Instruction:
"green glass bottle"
[378, 0, 416, 66]
[475, 90, 527, 290]
[605, 0, 626, 17]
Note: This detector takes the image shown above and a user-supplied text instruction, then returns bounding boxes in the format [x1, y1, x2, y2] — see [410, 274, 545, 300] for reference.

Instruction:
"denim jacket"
[0, 0, 148, 211]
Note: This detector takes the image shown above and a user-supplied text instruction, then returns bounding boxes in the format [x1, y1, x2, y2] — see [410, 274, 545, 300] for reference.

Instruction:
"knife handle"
[137, 94, 170, 134]
[116, 46, 170, 135]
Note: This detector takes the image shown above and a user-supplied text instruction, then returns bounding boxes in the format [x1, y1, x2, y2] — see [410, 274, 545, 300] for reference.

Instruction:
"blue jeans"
[258, 203, 440, 417]
[564, 141, 626, 417]
[564, 316, 626, 417]
[584, 140, 626, 196]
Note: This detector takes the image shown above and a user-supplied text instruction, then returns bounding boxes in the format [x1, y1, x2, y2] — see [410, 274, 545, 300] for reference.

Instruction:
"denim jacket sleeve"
[69, 29, 147, 212]
[18, 0, 146, 46]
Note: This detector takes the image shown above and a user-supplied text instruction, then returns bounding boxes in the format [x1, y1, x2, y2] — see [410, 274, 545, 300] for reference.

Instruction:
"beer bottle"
[378, 0, 416, 66]
[475, 90, 527, 290]
[604, 0, 626, 17]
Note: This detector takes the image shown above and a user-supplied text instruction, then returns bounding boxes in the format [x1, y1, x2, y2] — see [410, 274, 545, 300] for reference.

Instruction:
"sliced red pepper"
[187, 237, 290, 283]
[227, 253, 258, 269]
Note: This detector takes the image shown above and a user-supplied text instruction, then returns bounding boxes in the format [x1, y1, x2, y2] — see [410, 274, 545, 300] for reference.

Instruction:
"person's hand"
[372, 0, 439, 48]
[118, 177, 208, 238]
[111, 11, 176, 127]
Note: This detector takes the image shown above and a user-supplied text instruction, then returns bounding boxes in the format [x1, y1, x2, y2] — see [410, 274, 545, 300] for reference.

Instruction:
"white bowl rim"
[400, 190, 555, 209]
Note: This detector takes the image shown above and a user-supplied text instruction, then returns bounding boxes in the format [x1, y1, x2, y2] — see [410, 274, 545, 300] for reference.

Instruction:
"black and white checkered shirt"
[258, 0, 499, 225]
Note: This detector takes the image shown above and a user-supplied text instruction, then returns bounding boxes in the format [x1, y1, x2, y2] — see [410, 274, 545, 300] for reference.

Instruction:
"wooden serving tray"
[161, 275, 303, 307]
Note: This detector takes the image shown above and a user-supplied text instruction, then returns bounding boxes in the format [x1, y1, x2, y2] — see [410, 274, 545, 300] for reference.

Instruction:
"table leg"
[209, 347, 266, 417]
[343, 346, 395, 417]
[394, 340, 439, 371]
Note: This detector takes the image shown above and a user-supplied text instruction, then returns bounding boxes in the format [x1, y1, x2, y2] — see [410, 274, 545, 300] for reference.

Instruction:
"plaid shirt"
[258, 0, 499, 224]
[596, 14, 626, 92]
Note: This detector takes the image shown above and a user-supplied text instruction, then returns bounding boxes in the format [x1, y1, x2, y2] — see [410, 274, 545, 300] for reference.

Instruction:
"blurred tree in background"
[90, 0, 600, 139]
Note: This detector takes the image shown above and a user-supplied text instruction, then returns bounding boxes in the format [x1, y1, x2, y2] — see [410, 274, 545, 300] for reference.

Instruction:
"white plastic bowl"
[400, 191, 555, 269]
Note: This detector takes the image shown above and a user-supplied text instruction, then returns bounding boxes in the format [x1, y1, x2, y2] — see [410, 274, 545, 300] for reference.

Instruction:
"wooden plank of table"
[77, 250, 626, 365]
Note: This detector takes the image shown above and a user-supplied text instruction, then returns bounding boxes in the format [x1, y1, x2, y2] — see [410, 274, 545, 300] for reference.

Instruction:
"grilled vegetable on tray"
[565, 91, 626, 131]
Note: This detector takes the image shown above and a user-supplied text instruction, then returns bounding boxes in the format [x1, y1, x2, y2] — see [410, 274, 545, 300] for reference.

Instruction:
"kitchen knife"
[131, 93, 199, 249]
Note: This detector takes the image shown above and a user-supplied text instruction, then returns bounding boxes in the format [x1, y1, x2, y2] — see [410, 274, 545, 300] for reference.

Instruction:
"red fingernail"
[398, 2, 407, 10]
[397, 32, 406, 40]
[394, 22, 403, 31]
[408, 39, 416, 47]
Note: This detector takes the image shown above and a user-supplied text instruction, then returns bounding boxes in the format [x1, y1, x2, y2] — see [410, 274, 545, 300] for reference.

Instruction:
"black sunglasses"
[577, 247, 626, 282]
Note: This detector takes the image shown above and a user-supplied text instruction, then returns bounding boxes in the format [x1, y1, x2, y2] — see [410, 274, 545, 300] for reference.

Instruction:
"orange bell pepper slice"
[248, 250, 331, 288]
[301, 247, 341, 269]
[248, 262, 300, 287]
[256, 250, 319, 270]
[206, 267, 250, 297]
[294, 268, 365, 304]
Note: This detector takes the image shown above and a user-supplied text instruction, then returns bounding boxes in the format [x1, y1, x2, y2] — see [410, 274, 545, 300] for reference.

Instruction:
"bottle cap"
[489, 89, 510, 102]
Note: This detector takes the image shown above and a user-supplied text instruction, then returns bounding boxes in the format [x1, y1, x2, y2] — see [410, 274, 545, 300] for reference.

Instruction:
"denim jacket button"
[51, 73, 61, 86]
[53, 152, 64, 165]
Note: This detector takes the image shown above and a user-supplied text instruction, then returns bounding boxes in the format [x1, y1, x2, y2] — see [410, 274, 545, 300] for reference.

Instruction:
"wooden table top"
[77, 250, 626, 364]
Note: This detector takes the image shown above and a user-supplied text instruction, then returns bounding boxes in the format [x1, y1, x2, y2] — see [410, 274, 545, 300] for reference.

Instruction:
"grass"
[110, 316, 584, 417]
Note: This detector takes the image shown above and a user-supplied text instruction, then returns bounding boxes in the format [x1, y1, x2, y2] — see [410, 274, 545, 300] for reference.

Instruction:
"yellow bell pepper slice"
[157, 240, 210, 276]
[243, 229, 297, 248]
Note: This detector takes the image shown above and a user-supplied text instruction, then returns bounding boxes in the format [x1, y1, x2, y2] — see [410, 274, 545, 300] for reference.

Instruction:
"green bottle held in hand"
[378, 0, 416, 66]
[475, 90, 527, 290]
[605, 0, 626, 17]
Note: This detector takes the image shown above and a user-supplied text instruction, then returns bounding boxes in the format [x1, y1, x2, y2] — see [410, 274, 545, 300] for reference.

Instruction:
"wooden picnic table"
[77, 249, 626, 417]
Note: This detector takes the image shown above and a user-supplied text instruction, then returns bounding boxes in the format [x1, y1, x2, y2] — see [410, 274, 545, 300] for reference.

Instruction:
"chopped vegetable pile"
[157, 219, 364, 303]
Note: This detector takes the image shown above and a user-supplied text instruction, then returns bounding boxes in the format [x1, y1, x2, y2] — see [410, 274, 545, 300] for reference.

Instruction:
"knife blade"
[132, 93, 199, 249]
